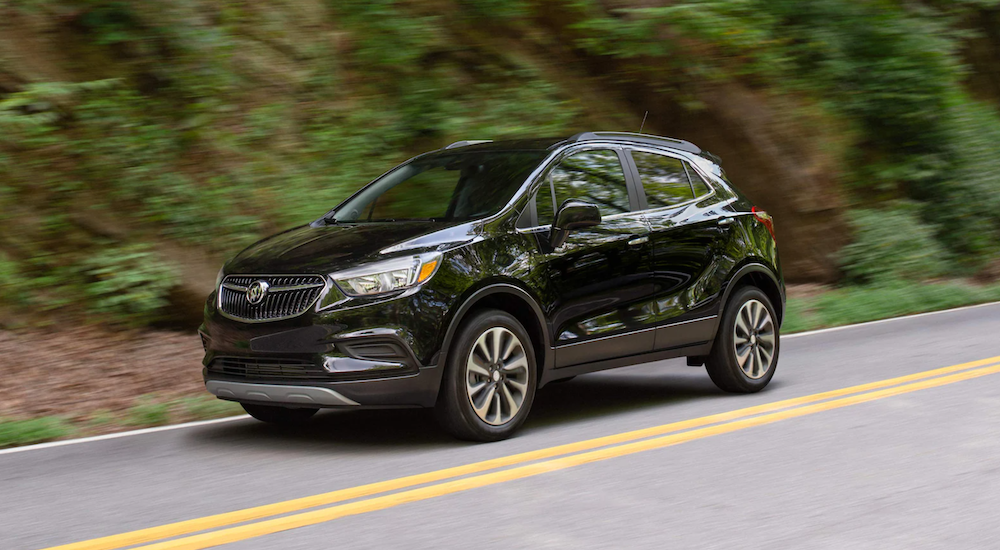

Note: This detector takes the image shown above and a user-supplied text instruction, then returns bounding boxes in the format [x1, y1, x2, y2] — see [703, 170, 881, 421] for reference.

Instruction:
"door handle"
[627, 236, 649, 246]
[717, 217, 735, 226]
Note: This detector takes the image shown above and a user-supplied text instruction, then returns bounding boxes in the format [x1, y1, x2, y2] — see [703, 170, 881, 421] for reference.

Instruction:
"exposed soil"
[785, 283, 830, 300]
[0, 327, 205, 420]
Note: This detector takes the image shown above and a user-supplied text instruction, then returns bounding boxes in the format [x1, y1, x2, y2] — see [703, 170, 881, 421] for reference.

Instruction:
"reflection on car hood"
[225, 221, 477, 274]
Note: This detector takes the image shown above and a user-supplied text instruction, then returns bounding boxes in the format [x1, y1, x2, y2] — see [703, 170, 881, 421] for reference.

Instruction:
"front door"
[532, 147, 656, 368]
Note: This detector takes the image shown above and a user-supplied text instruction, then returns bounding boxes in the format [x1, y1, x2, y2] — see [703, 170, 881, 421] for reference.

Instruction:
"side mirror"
[549, 200, 601, 248]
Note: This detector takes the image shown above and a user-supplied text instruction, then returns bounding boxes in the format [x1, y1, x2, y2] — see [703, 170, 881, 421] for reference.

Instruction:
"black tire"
[435, 309, 537, 442]
[705, 286, 780, 393]
[241, 403, 319, 425]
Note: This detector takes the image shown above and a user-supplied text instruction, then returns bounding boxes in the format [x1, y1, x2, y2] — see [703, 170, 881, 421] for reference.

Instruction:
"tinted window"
[332, 151, 547, 222]
[535, 186, 555, 226]
[632, 151, 694, 208]
[687, 165, 712, 197]
[549, 149, 630, 216]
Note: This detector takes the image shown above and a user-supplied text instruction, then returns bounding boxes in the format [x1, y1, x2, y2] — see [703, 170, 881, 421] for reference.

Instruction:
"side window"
[549, 149, 631, 216]
[631, 151, 695, 208]
[686, 165, 712, 197]
[535, 185, 555, 226]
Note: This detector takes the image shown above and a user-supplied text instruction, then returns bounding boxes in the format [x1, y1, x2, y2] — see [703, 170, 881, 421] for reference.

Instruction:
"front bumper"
[200, 284, 453, 408]
[206, 380, 360, 406]
[203, 367, 443, 409]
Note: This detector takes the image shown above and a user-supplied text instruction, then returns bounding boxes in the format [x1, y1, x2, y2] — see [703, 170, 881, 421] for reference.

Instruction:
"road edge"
[3, 299, 998, 456]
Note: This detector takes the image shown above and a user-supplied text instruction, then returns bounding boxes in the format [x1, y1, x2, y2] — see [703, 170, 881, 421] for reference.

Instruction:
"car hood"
[224, 221, 478, 275]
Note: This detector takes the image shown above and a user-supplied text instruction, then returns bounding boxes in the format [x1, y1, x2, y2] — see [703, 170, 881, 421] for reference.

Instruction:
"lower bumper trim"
[206, 380, 360, 407]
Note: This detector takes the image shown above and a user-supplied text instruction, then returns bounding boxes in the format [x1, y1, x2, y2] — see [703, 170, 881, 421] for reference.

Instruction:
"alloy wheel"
[465, 326, 530, 426]
[733, 299, 776, 380]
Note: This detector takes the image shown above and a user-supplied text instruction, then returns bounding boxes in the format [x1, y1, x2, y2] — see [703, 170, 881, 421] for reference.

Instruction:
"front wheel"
[241, 403, 318, 425]
[435, 309, 537, 442]
[705, 286, 779, 393]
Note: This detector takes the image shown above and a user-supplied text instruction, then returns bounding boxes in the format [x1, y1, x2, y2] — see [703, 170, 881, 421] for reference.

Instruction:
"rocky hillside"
[2, 0, 999, 329]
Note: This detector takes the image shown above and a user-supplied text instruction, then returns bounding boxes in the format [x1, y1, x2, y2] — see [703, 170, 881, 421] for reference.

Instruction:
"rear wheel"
[435, 309, 537, 442]
[705, 286, 779, 393]
[241, 403, 318, 425]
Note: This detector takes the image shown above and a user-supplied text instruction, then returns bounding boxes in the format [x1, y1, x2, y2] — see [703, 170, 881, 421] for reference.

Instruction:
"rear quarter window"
[631, 151, 694, 207]
[686, 165, 712, 197]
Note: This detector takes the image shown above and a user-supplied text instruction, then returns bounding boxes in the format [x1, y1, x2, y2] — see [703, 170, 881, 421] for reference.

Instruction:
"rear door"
[530, 146, 657, 368]
[624, 147, 730, 351]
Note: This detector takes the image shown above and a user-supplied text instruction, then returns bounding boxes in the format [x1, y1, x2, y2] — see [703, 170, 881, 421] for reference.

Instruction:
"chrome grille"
[218, 274, 325, 322]
[208, 356, 325, 380]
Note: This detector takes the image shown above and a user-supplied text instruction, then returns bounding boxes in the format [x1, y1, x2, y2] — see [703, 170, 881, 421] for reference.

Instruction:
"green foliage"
[817, 280, 1000, 329]
[124, 396, 171, 427]
[76, 1, 142, 46]
[839, 203, 950, 284]
[178, 396, 242, 420]
[80, 244, 179, 326]
[784, 280, 1000, 333]
[571, 0, 1000, 267]
[0, 252, 33, 307]
[0, 417, 75, 448]
[3, 0, 1000, 330]
[457, 0, 531, 20]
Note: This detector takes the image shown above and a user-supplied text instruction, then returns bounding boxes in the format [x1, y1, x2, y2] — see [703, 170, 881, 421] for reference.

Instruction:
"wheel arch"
[720, 262, 785, 326]
[439, 283, 553, 387]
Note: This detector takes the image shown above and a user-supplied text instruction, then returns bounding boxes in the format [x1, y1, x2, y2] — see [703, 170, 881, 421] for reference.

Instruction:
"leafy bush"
[570, 0, 1000, 268]
[839, 203, 950, 283]
[0, 252, 33, 307]
[80, 244, 180, 326]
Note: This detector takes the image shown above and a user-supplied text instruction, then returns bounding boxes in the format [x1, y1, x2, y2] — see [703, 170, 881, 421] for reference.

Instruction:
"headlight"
[332, 252, 442, 297]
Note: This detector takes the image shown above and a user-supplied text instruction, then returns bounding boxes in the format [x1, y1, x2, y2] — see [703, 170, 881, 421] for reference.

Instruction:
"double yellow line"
[49, 355, 1000, 550]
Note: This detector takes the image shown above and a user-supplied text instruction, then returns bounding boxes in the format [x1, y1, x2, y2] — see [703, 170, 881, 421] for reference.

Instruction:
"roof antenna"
[638, 111, 648, 134]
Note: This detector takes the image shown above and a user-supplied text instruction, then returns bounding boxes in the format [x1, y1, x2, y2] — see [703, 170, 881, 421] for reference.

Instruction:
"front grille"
[208, 356, 326, 380]
[218, 275, 325, 322]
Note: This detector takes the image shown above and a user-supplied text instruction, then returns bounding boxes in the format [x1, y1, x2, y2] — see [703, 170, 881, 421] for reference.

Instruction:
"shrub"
[0, 252, 33, 307]
[80, 244, 180, 326]
[839, 203, 950, 283]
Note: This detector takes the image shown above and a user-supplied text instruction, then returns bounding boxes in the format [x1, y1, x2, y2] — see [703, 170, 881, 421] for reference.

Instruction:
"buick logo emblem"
[246, 280, 269, 305]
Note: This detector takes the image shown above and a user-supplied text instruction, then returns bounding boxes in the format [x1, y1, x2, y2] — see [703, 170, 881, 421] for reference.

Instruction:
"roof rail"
[567, 131, 702, 155]
[444, 140, 493, 149]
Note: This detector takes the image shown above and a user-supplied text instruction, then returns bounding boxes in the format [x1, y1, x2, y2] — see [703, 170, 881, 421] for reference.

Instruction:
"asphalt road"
[3, 303, 1000, 550]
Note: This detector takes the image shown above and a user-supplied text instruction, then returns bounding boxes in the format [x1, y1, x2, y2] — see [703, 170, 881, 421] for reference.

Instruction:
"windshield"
[330, 150, 548, 223]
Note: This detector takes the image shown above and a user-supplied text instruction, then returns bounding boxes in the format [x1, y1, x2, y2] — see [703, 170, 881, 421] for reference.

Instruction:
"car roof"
[441, 132, 703, 156]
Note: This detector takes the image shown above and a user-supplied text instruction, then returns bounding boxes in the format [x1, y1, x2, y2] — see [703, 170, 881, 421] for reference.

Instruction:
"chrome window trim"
[515, 210, 640, 234]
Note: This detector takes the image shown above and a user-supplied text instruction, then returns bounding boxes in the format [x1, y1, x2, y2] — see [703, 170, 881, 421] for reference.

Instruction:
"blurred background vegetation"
[2, 0, 1000, 330]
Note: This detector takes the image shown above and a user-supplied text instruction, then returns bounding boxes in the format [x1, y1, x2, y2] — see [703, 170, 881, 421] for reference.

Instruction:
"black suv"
[201, 132, 784, 441]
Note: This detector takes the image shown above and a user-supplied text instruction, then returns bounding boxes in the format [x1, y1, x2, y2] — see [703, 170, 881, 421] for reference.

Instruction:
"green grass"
[177, 395, 243, 420]
[784, 280, 1000, 333]
[123, 397, 172, 427]
[0, 417, 75, 449]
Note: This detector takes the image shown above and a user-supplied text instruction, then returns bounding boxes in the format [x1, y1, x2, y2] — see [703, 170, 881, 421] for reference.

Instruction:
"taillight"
[752, 207, 776, 241]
